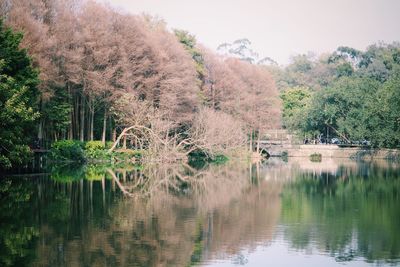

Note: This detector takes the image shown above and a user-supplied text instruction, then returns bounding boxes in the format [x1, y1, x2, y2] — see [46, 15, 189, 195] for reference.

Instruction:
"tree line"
[0, 0, 280, 169]
[275, 44, 400, 147]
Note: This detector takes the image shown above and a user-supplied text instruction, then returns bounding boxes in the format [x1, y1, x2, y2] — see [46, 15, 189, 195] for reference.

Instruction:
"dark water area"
[0, 158, 399, 266]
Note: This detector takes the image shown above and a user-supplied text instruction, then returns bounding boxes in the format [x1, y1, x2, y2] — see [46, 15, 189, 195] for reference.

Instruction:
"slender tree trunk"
[101, 109, 107, 145]
[90, 104, 94, 141]
[211, 84, 215, 109]
[123, 135, 127, 149]
[38, 118, 43, 140]
[67, 84, 73, 140]
[256, 130, 261, 154]
[74, 94, 79, 140]
[249, 130, 253, 152]
[80, 95, 85, 142]
[109, 116, 113, 141]
[87, 98, 91, 141]
[37, 97, 44, 140]
[68, 110, 73, 140]
[112, 128, 116, 142]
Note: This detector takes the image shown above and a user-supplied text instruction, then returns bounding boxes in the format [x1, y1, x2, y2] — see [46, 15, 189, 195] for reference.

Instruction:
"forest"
[0, 0, 280, 169]
[1, 0, 399, 169]
[276, 44, 400, 147]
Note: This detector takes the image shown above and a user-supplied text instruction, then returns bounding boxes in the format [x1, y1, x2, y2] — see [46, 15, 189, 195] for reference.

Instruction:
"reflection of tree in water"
[105, 161, 283, 265]
[1, 161, 283, 266]
[280, 161, 400, 264]
[0, 177, 39, 267]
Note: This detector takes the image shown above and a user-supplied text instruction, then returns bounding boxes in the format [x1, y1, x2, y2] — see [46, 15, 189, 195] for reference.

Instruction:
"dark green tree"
[41, 85, 71, 141]
[303, 77, 379, 141]
[0, 20, 40, 169]
[365, 70, 400, 148]
[280, 87, 312, 131]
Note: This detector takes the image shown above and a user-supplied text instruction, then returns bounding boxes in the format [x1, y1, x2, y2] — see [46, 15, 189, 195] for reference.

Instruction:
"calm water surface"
[0, 158, 399, 266]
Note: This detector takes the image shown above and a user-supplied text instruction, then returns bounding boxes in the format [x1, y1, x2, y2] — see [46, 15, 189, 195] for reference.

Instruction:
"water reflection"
[280, 159, 400, 265]
[0, 158, 399, 266]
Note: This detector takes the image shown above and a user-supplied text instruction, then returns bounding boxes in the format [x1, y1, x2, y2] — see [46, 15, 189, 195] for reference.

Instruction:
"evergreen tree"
[0, 20, 39, 169]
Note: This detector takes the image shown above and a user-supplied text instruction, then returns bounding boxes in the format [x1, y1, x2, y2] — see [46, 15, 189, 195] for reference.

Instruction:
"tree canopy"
[0, 20, 39, 168]
[277, 43, 400, 147]
[0, 0, 281, 166]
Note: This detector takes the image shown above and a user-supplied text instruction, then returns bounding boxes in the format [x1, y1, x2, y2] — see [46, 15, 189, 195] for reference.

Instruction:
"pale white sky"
[102, 0, 400, 65]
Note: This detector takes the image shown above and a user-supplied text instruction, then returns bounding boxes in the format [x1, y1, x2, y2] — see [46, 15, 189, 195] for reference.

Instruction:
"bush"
[310, 153, 322, 162]
[85, 141, 104, 150]
[85, 141, 109, 160]
[211, 154, 229, 164]
[105, 141, 114, 149]
[0, 145, 33, 169]
[50, 140, 85, 162]
[113, 149, 142, 162]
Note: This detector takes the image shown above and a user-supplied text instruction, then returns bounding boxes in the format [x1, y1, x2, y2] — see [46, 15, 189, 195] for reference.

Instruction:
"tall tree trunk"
[90, 109, 94, 141]
[211, 84, 215, 109]
[123, 135, 127, 149]
[87, 99, 91, 141]
[109, 116, 114, 141]
[37, 97, 44, 140]
[38, 118, 43, 140]
[101, 109, 107, 145]
[67, 84, 73, 140]
[68, 109, 73, 140]
[256, 130, 261, 154]
[89, 100, 94, 141]
[75, 94, 79, 140]
[112, 128, 116, 142]
[249, 130, 253, 152]
[80, 95, 85, 142]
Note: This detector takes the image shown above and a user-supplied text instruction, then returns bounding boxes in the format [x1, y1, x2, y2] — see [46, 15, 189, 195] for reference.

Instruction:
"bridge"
[258, 129, 296, 157]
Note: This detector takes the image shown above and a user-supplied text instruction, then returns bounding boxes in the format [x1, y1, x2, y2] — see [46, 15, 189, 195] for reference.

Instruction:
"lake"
[0, 158, 399, 266]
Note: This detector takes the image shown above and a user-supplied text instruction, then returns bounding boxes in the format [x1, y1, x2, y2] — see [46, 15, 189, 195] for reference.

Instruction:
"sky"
[102, 0, 400, 65]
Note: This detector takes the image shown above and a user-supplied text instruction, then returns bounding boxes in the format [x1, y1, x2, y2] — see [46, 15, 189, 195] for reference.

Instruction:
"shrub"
[211, 154, 229, 165]
[310, 153, 322, 162]
[2, 145, 33, 168]
[105, 141, 114, 149]
[85, 141, 104, 150]
[50, 140, 85, 162]
[85, 141, 108, 160]
[113, 149, 142, 162]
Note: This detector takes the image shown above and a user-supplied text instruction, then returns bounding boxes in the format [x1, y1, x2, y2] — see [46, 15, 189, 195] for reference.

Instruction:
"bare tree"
[190, 107, 247, 158]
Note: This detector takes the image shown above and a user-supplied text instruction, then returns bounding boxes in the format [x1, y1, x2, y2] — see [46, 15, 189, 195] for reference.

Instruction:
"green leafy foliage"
[41, 85, 71, 138]
[278, 43, 400, 148]
[364, 70, 400, 148]
[280, 87, 312, 131]
[0, 20, 40, 169]
[50, 140, 85, 162]
[84, 141, 107, 160]
[174, 29, 206, 81]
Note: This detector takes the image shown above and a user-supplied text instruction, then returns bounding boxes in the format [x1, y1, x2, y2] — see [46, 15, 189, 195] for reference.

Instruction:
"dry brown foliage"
[3, 0, 282, 153]
[190, 107, 247, 158]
